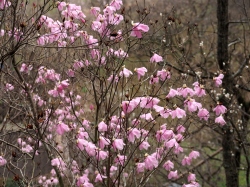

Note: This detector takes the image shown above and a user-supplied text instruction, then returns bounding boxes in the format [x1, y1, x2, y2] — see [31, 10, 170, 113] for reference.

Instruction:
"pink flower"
[176, 125, 186, 134]
[77, 138, 88, 151]
[119, 66, 133, 78]
[157, 69, 171, 80]
[85, 142, 96, 156]
[149, 75, 159, 84]
[96, 150, 108, 161]
[57, 1, 66, 11]
[130, 23, 149, 38]
[166, 88, 179, 98]
[156, 129, 174, 142]
[73, 60, 84, 70]
[5, 83, 14, 91]
[165, 138, 178, 149]
[139, 141, 150, 150]
[67, 69, 75, 77]
[184, 98, 202, 112]
[134, 67, 147, 80]
[182, 156, 192, 166]
[193, 82, 206, 97]
[168, 170, 178, 179]
[171, 107, 186, 119]
[213, 104, 227, 115]
[95, 173, 107, 182]
[213, 74, 224, 87]
[188, 173, 196, 182]
[136, 162, 145, 173]
[121, 99, 139, 114]
[98, 121, 108, 132]
[56, 122, 70, 135]
[140, 113, 153, 121]
[178, 85, 194, 97]
[150, 53, 163, 63]
[128, 128, 141, 142]
[107, 74, 119, 83]
[144, 153, 158, 170]
[215, 115, 226, 126]
[163, 160, 174, 171]
[0, 156, 7, 166]
[115, 154, 127, 166]
[189, 150, 200, 159]
[0, 29, 4, 36]
[139, 97, 160, 109]
[98, 136, 110, 149]
[20, 63, 33, 74]
[90, 7, 100, 17]
[197, 108, 209, 121]
[110, 0, 123, 10]
[112, 139, 125, 150]
[0, 0, 11, 10]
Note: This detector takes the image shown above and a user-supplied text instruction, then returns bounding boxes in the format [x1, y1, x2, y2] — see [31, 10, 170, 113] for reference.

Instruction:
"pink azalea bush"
[0, 0, 229, 187]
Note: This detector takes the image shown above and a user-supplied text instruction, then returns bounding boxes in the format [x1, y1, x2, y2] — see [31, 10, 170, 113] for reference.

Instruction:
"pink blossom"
[178, 85, 194, 97]
[134, 67, 147, 80]
[139, 97, 160, 109]
[213, 74, 224, 87]
[0, 29, 4, 36]
[20, 63, 33, 74]
[139, 141, 150, 150]
[96, 150, 108, 161]
[189, 150, 200, 159]
[150, 53, 163, 63]
[215, 115, 226, 126]
[168, 170, 178, 179]
[163, 160, 174, 171]
[98, 136, 110, 149]
[184, 98, 202, 112]
[130, 23, 149, 38]
[5, 83, 14, 91]
[176, 125, 186, 134]
[85, 142, 96, 156]
[171, 107, 186, 119]
[73, 60, 84, 70]
[57, 1, 66, 11]
[197, 108, 209, 121]
[90, 7, 100, 17]
[0, 156, 7, 166]
[56, 122, 70, 135]
[77, 175, 93, 187]
[174, 145, 183, 154]
[136, 162, 145, 173]
[77, 138, 88, 151]
[213, 104, 227, 115]
[128, 128, 141, 142]
[121, 99, 139, 114]
[165, 138, 178, 149]
[156, 129, 174, 142]
[166, 88, 179, 98]
[98, 121, 108, 132]
[149, 75, 159, 84]
[144, 154, 158, 170]
[95, 173, 107, 182]
[188, 173, 196, 182]
[140, 113, 153, 121]
[0, 0, 11, 10]
[157, 69, 171, 81]
[67, 69, 75, 77]
[107, 74, 119, 83]
[112, 139, 125, 150]
[115, 154, 127, 166]
[193, 82, 206, 97]
[119, 66, 133, 78]
[110, 0, 123, 10]
[182, 156, 192, 166]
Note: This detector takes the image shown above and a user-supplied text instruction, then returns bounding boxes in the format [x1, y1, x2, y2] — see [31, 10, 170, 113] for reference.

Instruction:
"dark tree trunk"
[217, 0, 239, 186]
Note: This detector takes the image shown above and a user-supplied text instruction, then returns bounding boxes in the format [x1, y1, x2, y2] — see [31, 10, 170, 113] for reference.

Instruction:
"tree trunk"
[217, 0, 239, 186]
